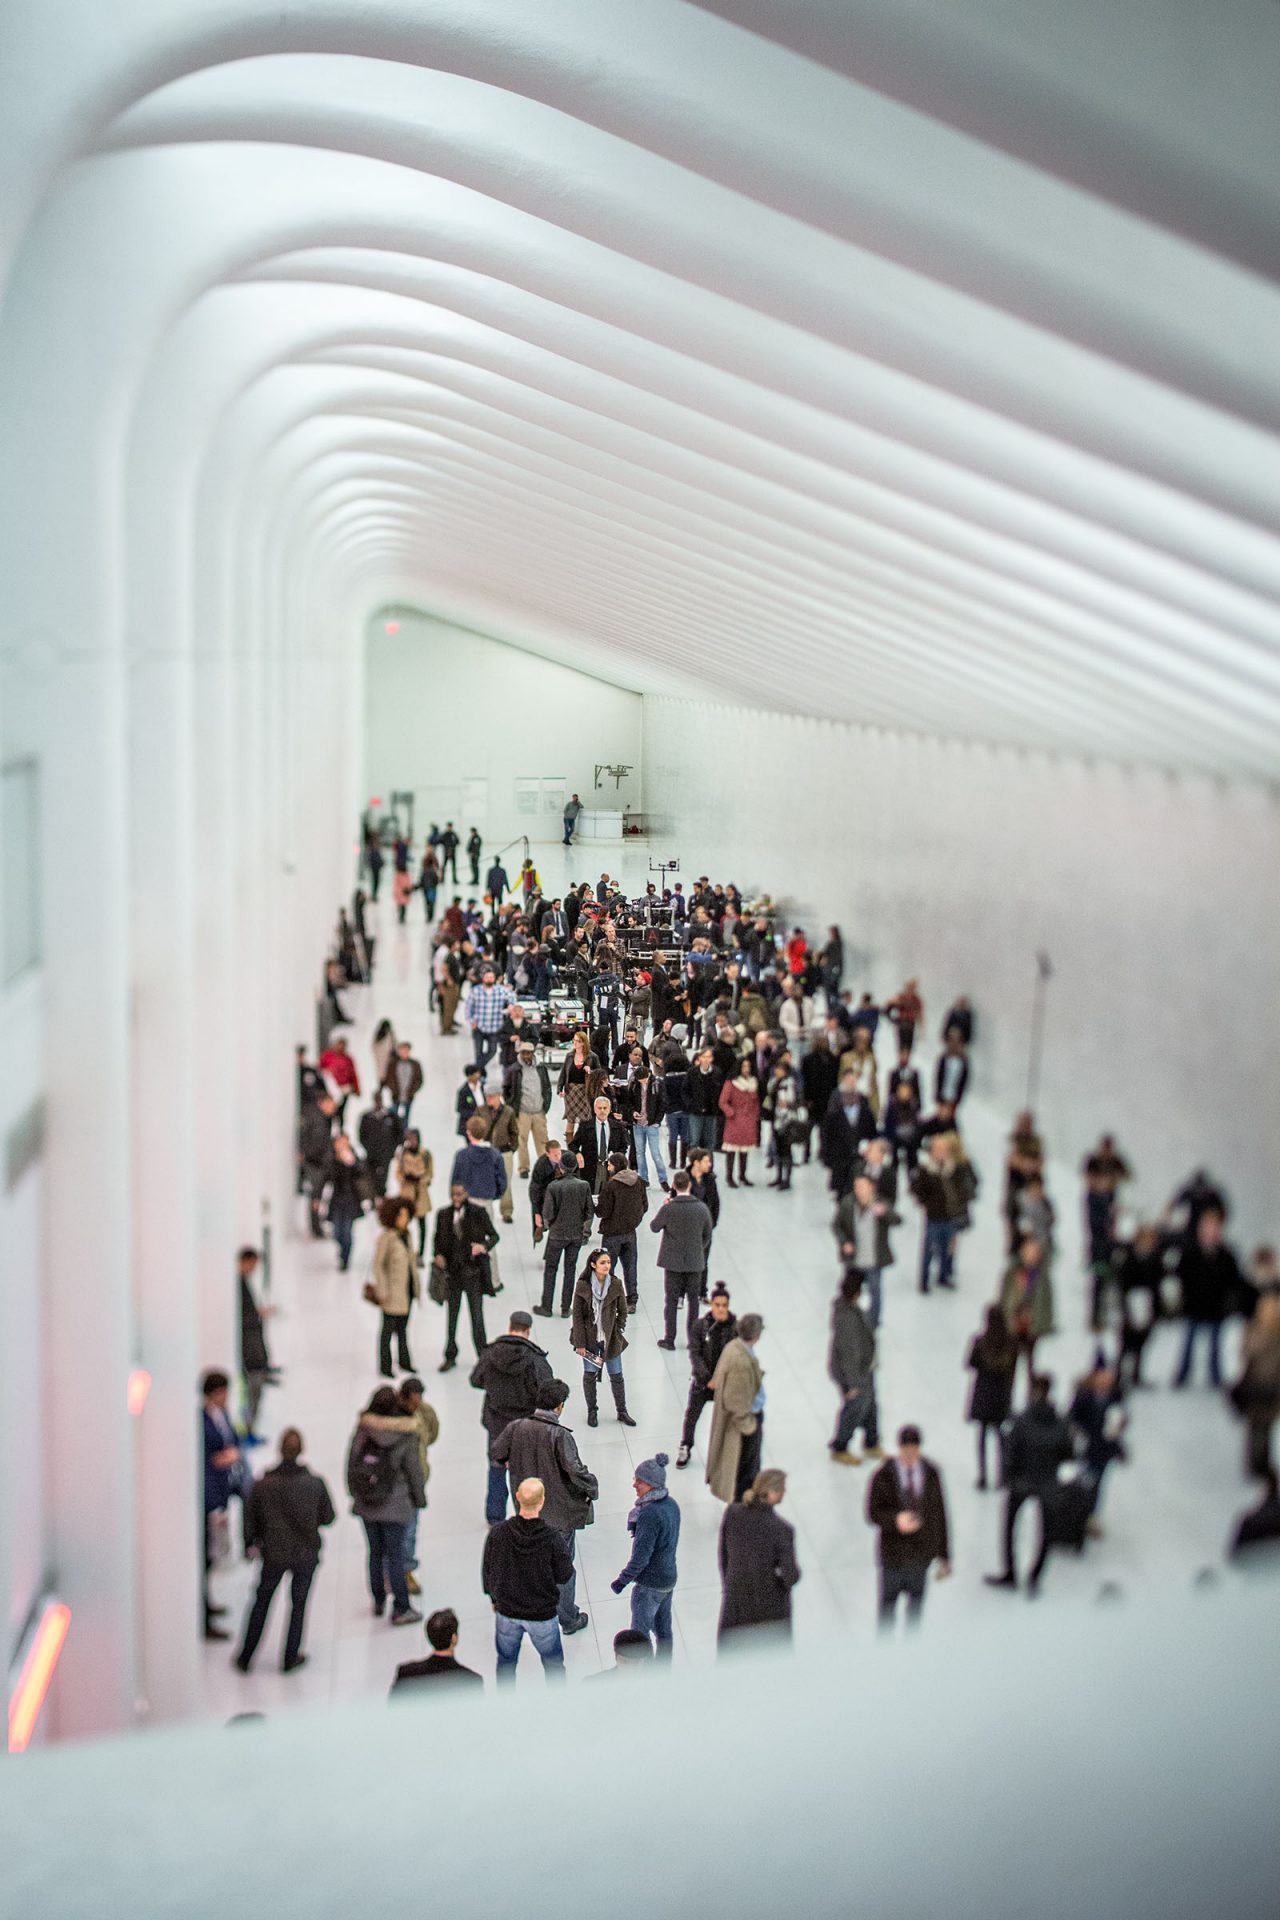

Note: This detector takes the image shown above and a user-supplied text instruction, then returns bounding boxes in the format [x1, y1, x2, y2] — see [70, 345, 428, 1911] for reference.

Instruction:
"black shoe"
[740, 1174, 753, 1187]
[232, 1653, 251, 1673]
[985, 1573, 1017, 1590]
[282, 1655, 309, 1673]
[532, 1304, 553, 1317]
[657, 1339, 676, 1351]
[562, 1612, 589, 1635]
[204, 1624, 231, 1642]
[439, 1358, 457, 1373]
[938, 1278, 956, 1290]
[626, 1296, 638, 1310]
[207, 1603, 229, 1617]
[616, 1407, 637, 1427]
[559, 1306, 571, 1317]
[587, 1407, 599, 1427]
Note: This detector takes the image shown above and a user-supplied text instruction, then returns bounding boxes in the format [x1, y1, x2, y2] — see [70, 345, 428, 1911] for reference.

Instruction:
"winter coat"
[470, 1334, 553, 1445]
[543, 1173, 593, 1247]
[396, 1145, 433, 1218]
[819, 1093, 876, 1189]
[800, 1046, 839, 1115]
[382, 1055, 424, 1102]
[240, 1275, 269, 1373]
[623, 1076, 667, 1128]
[479, 1102, 520, 1155]
[718, 1078, 762, 1148]
[999, 1259, 1056, 1341]
[450, 1140, 508, 1202]
[833, 1194, 901, 1270]
[828, 1298, 876, 1393]
[371, 1228, 417, 1316]
[359, 1105, 402, 1173]
[345, 1420, 426, 1523]
[911, 1161, 977, 1225]
[614, 1490, 680, 1592]
[689, 1167, 721, 1229]
[706, 1338, 764, 1502]
[504, 1061, 553, 1114]
[717, 1501, 800, 1633]
[684, 1065, 726, 1118]
[482, 1516, 574, 1622]
[650, 1194, 714, 1272]
[371, 1029, 397, 1087]
[596, 1168, 649, 1239]
[570, 1272, 630, 1361]
[363, 1406, 439, 1488]
[967, 1333, 1016, 1426]
[836, 1048, 880, 1116]
[690, 1307, 739, 1384]
[529, 1152, 562, 1221]
[491, 1410, 598, 1531]
[1003, 1401, 1073, 1491]
[1177, 1242, 1246, 1323]
[242, 1460, 336, 1568]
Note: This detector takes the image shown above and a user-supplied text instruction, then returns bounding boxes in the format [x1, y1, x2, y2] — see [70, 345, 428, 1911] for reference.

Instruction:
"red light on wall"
[8, 1602, 71, 1752]
[385, 620, 399, 635]
[127, 1367, 151, 1417]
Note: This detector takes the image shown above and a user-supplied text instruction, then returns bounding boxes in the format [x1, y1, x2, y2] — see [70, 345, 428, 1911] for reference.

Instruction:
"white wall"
[363, 611, 643, 850]
[642, 695, 1280, 1242]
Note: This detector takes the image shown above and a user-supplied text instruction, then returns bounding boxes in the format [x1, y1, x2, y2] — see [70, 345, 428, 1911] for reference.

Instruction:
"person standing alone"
[866, 1424, 951, 1629]
[234, 1428, 336, 1674]
[610, 1454, 680, 1657]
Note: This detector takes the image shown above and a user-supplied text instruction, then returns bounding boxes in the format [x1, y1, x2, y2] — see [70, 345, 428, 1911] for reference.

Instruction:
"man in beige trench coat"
[705, 1314, 765, 1502]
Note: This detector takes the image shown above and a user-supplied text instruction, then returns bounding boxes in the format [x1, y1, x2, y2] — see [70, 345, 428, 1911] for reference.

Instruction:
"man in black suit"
[818, 1074, 877, 1196]
[571, 1094, 632, 1193]
[432, 1182, 500, 1372]
[866, 1424, 952, 1630]
[455, 1063, 485, 1138]
[391, 1607, 484, 1697]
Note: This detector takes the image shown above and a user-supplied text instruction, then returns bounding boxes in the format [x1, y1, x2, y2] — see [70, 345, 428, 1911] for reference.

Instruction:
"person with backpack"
[346, 1386, 425, 1627]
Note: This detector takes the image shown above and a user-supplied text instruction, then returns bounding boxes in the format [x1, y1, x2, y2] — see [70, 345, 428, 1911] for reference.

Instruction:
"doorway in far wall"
[460, 777, 488, 833]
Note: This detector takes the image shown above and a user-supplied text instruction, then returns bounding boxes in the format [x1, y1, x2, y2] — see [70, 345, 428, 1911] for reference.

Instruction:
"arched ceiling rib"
[1, 2, 1277, 778]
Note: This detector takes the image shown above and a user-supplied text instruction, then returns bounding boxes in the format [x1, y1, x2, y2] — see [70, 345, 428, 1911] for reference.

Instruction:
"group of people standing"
[204, 841, 1279, 1686]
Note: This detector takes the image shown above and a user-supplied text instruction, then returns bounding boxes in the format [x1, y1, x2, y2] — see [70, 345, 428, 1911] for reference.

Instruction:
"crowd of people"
[200, 834, 1280, 1690]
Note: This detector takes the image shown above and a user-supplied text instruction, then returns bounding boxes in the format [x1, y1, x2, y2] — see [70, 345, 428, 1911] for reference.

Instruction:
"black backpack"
[351, 1432, 399, 1507]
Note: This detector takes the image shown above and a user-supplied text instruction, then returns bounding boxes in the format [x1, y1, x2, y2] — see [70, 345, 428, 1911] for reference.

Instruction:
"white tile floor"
[202, 839, 1250, 1717]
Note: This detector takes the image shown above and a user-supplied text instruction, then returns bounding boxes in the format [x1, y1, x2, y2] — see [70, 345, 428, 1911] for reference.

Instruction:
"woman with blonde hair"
[717, 1468, 801, 1645]
[557, 1028, 600, 1133]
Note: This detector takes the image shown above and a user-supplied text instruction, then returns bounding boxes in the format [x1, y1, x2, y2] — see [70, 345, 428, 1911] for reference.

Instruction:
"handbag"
[427, 1262, 448, 1306]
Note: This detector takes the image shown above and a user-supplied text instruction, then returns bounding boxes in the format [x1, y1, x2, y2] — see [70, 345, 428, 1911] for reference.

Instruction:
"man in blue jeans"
[611, 1453, 680, 1656]
[469, 1311, 553, 1526]
[482, 1478, 574, 1679]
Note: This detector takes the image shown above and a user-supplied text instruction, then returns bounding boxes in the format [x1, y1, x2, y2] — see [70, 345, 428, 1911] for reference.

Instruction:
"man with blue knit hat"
[610, 1453, 680, 1656]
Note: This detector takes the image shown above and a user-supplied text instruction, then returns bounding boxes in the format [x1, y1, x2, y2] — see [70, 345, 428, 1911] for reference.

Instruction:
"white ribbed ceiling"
[2, 1, 1279, 772]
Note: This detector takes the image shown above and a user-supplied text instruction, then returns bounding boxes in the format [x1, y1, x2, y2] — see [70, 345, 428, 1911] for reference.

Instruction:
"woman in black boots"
[571, 1247, 636, 1428]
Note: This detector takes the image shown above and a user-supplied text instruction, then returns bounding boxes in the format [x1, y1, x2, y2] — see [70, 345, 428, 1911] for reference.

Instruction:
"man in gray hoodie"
[651, 1171, 714, 1349]
[595, 1151, 649, 1307]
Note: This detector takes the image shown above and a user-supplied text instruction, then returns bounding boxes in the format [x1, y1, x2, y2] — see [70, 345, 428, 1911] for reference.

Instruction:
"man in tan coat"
[705, 1313, 765, 1502]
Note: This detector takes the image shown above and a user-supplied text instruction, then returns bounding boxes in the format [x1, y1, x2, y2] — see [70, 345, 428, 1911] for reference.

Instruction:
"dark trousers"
[832, 1382, 879, 1452]
[238, 1558, 316, 1668]
[332, 1208, 356, 1271]
[681, 1382, 712, 1450]
[735, 1417, 763, 1501]
[473, 1029, 500, 1071]
[919, 1219, 956, 1292]
[379, 1311, 413, 1376]
[363, 1518, 410, 1614]
[1174, 1319, 1223, 1387]
[603, 1233, 638, 1304]
[541, 1241, 580, 1313]
[486, 1458, 510, 1526]
[878, 1559, 927, 1628]
[445, 1278, 488, 1362]
[663, 1271, 702, 1344]
[666, 1112, 691, 1167]
[1002, 1486, 1050, 1587]
[976, 1422, 1006, 1488]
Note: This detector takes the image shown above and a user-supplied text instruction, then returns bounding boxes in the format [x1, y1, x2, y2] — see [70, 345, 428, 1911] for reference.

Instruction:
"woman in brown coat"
[368, 1196, 417, 1378]
[394, 1130, 434, 1257]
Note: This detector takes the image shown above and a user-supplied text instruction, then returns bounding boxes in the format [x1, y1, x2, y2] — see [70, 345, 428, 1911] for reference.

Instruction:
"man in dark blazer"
[571, 1094, 632, 1192]
[819, 1075, 877, 1196]
[432, 1182, 500, 1372]
[866, 1424, 951, 1629]
[455, 1063, 485, 1138]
